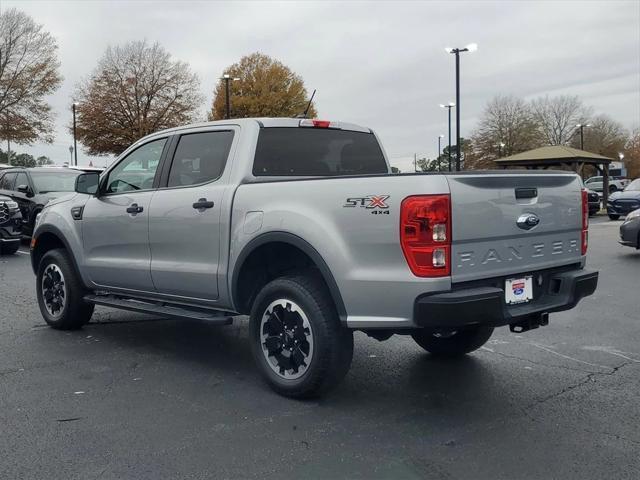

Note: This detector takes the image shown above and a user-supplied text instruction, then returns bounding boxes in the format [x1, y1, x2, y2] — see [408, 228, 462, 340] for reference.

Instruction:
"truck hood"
[41, 192, 77, 207]
[609, 190, 640, 201]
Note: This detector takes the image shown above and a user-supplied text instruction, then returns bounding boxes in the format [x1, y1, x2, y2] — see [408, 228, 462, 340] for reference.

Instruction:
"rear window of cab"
[253, 128, 388, 177]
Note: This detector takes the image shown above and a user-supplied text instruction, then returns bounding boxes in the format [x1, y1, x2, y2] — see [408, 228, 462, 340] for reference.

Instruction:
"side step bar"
[84, 294, 233, 324]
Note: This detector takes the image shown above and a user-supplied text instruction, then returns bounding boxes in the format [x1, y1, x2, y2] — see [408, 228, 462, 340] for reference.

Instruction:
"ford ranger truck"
[30, 118, 598, 398]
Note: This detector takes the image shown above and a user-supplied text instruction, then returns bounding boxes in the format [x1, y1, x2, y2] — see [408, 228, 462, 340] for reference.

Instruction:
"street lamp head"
[618, 152, 625, 160]
[439, 104, 445, 108]
[223, 74, 230, 79]
[439, 134, 445, 138]
[444, 47, 454, 54]
[449, 102, 456, 107]
[465, 43, 478, 52]
[499, 142, 505, 147]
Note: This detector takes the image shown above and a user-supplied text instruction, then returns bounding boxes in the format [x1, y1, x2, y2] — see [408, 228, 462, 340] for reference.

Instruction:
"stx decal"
[344, 195, 390, 209]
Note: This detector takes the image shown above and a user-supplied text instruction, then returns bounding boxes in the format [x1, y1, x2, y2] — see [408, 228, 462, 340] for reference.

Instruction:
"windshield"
[253, 128, 388, 176]
[30, 171, 81, 193]
[625, 179, 640, 191]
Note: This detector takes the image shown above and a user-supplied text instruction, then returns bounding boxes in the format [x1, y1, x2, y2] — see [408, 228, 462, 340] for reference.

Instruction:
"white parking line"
[16, 250, 30, 255]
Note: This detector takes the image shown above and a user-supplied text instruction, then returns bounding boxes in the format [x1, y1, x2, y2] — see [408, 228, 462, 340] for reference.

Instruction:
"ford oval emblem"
[517, 213, 540, 230]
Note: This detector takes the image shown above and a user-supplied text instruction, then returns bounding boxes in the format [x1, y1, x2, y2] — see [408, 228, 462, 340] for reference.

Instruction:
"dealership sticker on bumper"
[505, 276, 533, 304]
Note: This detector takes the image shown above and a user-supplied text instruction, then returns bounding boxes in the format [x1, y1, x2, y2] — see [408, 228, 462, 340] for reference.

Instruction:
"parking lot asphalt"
[1, 215, 639, 480]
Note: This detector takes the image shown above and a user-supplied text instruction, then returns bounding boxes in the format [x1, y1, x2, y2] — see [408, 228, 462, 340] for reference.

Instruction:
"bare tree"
[569, 114, 627, 157]
[624, 128, 640, 179]
[530, 95, 591, 145]
[471, 95, 542, 164]
[209, 52, 317, 120]
[74, 40, 203, 156]
[0, 9, 62, 148]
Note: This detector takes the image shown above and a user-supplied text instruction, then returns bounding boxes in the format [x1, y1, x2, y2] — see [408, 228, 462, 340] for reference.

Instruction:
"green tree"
[11, 152, 36, 167]
[36, 155, 53, 166]
[209, 52, 317, 120]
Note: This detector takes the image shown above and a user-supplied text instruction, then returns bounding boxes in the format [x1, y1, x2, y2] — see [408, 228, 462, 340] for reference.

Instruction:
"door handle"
[126, 203, 143, 214]
[192, 198, 214, 210]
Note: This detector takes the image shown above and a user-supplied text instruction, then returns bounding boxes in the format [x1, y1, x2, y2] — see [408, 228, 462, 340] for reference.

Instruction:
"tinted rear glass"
[253, 128, 388, 176]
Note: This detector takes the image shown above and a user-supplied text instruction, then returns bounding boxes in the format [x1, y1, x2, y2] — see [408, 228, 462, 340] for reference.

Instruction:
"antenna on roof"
[295, 89, 316, 118]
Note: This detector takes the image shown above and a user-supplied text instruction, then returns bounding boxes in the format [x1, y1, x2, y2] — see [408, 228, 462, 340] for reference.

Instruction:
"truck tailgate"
[448, 173, 583, 282]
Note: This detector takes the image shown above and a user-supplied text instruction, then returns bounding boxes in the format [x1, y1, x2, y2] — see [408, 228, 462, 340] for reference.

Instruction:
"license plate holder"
[505, 276, 533, 305]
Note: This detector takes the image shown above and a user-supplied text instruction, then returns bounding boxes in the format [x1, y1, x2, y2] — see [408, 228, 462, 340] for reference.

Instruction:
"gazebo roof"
[495, 145, 612, 165]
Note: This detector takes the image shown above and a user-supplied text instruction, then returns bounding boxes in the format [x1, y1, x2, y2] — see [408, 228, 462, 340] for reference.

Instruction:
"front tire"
[36, 249, 94, 330]
[608, 214, 620, 220]
[411, 325, 493, 357]
[249, 274, 353, 398]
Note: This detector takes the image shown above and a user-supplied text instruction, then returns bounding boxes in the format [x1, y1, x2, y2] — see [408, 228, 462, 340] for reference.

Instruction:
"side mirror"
[17, 184, 30, 194]
[75, 172, 100, 195]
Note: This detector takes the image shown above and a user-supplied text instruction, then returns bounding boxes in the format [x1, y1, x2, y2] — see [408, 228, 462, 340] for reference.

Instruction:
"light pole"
[68, 146, 73, 165]
[575, 123, 591, 150]
[445, 43, 477, 171]
[496, 141, 505, 158]
[221, 74, 240, 119]
[440, 102, 455, 172]
[72, 102, 78, 166]
[437, 134, 444, 171]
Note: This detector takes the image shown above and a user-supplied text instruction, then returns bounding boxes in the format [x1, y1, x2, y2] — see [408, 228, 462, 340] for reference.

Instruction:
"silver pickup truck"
[31, 118, 598, 397]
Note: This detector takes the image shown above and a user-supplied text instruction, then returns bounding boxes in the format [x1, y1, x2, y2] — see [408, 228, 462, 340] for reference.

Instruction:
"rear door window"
[167, 131, 234, 188]
[253, 128, 388, 176]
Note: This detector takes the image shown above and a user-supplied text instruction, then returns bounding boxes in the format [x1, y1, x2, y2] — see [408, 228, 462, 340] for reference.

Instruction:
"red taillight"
[400, 195, 451, 277]
[581, 189, 588, 255]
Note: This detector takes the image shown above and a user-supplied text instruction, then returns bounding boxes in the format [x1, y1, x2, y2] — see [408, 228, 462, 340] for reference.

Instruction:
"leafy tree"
[0, 9, 62, 146]
[36, 155, 52, 166]
[416, 157, 440, 172]
[73, 40, 203, 156]
[10, 152, 35, 167]
[531, 95, 591, 145]
[209, 53, 317, 120]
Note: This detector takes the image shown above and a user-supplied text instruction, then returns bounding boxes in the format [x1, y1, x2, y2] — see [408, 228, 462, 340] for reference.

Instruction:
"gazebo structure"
[494, 145, 613, 205]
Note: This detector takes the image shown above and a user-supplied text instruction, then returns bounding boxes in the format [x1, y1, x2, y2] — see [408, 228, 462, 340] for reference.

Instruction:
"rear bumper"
[414, 267, 598, 329]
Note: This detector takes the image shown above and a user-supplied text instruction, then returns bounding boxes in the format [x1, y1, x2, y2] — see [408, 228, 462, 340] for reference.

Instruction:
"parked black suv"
[0, 167, 81, 236]
[0, 194, 22, 255]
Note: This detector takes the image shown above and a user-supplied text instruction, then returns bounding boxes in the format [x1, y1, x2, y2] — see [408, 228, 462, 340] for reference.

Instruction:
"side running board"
[84, 294, 233, 324]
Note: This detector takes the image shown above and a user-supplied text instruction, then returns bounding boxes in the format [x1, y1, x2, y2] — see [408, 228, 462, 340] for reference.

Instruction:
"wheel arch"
[231, 232, 347, 324]
[31, 225, 83, 283]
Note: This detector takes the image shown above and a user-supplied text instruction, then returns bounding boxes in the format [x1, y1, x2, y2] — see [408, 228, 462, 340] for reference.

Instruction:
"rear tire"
[608, 214, 620, 220]
[36, 249, 94, 330]
[0, 241, 20, 255]
[249, 274, 353, 398]
[411, 325, 494, 357]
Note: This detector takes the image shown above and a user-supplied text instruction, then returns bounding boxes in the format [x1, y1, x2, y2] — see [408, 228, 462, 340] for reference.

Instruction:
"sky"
[3, 0, 640, 172]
